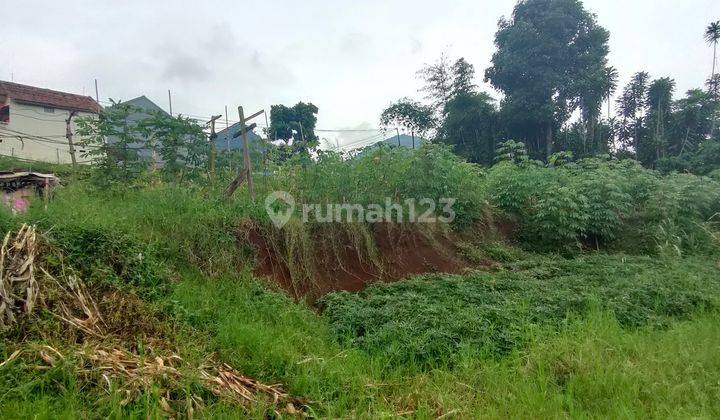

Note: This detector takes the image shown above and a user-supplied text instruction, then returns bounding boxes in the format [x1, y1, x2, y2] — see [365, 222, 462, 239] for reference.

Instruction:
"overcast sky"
[2, 0, 719, 148]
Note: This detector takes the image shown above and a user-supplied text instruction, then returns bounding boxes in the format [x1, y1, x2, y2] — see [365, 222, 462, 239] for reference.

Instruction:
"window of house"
[43, 107, 55, 113]
[0, 105, 9, 124]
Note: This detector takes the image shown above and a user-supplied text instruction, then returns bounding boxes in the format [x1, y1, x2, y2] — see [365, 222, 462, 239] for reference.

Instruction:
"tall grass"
[1, 148, 720, 417]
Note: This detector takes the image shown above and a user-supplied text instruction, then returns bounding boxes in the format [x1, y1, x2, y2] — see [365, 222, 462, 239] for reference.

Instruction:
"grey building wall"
[214, 121, 262, 153]
[106, 96, 169, 161]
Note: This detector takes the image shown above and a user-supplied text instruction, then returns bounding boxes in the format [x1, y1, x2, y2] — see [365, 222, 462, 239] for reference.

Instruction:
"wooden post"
[168, 90, 173, 116]
[298, 121, 306, 145]
[43, 178, 49, 211]
[65, 111, 78, 167]
[208, 114, 222, 180]
[224, 106, 263, 199]
[238, 106, 254, 200]
[224, 105, 230, 152]
[263, 109, 270, 178]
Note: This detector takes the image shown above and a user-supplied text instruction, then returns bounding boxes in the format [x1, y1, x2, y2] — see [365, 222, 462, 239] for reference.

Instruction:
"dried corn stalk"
[200, 362, 305, 415]
[41, 267, 105, 337]
[0, 224, 39, 329]
[35, 345, 305, 415]
[0, 224, 307, 416]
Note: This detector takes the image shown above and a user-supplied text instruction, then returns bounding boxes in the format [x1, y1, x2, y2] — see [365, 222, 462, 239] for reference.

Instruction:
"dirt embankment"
[244, 221, 507, 300]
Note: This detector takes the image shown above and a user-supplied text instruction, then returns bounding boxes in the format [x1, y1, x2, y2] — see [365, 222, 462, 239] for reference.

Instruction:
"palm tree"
[604, 66, 619, 121]
[705, 21, 720, 135]
[705, 21, 720, 79]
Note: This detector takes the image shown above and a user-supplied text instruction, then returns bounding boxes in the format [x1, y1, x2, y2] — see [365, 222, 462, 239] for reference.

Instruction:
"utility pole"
[263, 110, 270, 177]
[208, 114, 222, 180]
[65, 111, 78, 167]
[224, 105, 230, 154]
[298, 121, 306, 145]
[168, 90, 173, 116]
[224, 106, 263, 199]
[94, 79, 99, 104]
[396, 127, 401, 146]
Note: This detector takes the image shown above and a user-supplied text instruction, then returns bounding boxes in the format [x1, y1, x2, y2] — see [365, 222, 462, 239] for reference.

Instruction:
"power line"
[8, 112, 68, 123]
[0, 127, 70, 145]
[316, 128, 387, 132]
[0, 152, 93, 165]
[340, 133, 386, 148]
[98, 100, 390, 132]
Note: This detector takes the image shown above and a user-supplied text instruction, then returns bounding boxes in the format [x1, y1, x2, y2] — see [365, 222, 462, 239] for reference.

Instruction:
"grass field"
[3, 264, 720, 418]
[0, 150, 719, 418]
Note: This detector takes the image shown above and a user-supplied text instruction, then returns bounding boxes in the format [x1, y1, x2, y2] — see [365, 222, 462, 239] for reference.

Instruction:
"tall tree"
[380, 98, 436, 140]
[485, 0, 610, 159]
[438, 92, 498, 164]
[417, 54, 453, 116]
[577, 65, 617, 156]
[615, 71, 650, 154]
[604, 66, 619, 121]
[671, 89, 715, 155]
[705, 21, 720, 136]
[645, 77, 675, 163]
[705, 21, 720, 84]
[450, 58, 477, 99]
[269, 102, 319, 145]
[269, 102, 319, 162]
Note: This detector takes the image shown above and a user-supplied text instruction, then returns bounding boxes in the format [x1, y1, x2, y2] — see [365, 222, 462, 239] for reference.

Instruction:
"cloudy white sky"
[2, 0, 719, 148]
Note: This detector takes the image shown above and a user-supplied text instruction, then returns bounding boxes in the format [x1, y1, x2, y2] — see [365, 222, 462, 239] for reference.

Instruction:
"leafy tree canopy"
[380, 98, 437, 137]
[485, 0, 610, 158]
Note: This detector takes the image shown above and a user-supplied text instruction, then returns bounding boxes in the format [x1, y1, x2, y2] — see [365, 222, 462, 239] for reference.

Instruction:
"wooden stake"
[65, 111, 78, 167]
[208, 114, 222, 180]
[168, 90, 173, 116]
[239, 106, 254, 200]
[224, 106, 263, 199]
[225, 106, 260, 201]
[43, 178, 49, 211]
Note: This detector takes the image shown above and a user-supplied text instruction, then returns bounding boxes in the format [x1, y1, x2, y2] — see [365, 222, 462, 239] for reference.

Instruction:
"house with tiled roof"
[0, 81, 101, 164]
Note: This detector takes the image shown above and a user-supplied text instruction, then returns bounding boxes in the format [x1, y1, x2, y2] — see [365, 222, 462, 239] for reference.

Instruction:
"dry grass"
[0, 224, 39, 329]
[0, 224, 307, 417]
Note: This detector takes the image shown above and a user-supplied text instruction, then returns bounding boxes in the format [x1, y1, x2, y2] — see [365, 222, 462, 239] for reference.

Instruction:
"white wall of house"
[0, 99, 97, 164]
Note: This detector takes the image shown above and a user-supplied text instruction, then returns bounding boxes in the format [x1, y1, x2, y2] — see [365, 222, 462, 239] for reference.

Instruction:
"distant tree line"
[381, 0, 720, 175]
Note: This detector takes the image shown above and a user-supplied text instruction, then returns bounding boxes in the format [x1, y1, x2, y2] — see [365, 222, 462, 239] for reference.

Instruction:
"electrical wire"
[316, 128, 387, 132]
[339, 133, 386, 148]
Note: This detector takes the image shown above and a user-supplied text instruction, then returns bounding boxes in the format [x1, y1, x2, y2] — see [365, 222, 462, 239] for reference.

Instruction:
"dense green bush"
[40, 224, 168, 295]
[267, 143, 490, 226]
[485, 157, 720, 253]
[321, 254, 719, 369]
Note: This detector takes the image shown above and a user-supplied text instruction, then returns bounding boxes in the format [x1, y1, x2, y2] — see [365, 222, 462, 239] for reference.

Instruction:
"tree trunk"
[711, 42, 718, 137]
[586, 113, 596, 155]
[545, 120, 553, 159]
[712, 42, 717, 81]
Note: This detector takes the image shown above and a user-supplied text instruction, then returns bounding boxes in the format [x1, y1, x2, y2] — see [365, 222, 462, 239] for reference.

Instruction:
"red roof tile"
[0, 80, 101, 114]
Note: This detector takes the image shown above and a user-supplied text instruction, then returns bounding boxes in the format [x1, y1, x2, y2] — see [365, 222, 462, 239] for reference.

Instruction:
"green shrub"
[321, 254, 719, 370]
[266, 143, 491, 227]
[485, 157, 720, 253]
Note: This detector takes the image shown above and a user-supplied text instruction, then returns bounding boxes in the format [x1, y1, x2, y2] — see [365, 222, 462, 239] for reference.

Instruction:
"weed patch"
[321, 253, 720, 369]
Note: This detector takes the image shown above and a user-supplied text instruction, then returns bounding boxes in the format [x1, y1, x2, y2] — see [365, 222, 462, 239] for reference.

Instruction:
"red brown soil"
[244, 222, 497, 300]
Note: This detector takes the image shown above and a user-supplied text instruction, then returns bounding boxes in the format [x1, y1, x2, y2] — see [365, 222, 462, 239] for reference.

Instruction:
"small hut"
[0, 171, 59, 213]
